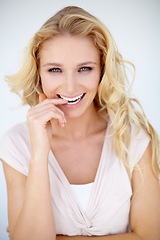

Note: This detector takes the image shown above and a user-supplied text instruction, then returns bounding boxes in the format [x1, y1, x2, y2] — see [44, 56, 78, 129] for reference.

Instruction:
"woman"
[0, 6, 160, 240]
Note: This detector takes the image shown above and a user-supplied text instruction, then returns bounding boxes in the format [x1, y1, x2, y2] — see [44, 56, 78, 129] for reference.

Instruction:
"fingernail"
[64, 118, 66, 123]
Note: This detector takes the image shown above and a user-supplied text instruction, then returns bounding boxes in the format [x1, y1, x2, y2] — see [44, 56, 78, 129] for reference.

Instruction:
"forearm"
[11, 157, 55, 240]
[56, 233, 143, 240]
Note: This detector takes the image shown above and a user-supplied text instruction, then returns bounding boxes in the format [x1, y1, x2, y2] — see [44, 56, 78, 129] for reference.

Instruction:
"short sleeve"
[0, 122, 30, 176]
[129, 124, 151, 174]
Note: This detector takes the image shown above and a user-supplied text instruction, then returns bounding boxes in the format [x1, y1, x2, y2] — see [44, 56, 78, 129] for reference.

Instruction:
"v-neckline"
[49, 120, 110, 214]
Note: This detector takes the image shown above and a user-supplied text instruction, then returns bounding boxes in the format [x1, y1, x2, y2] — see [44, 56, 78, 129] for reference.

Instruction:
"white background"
[0, 0, 160, 239]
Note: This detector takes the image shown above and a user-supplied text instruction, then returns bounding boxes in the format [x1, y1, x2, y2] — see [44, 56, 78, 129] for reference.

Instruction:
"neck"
[52, 105, 107, 140]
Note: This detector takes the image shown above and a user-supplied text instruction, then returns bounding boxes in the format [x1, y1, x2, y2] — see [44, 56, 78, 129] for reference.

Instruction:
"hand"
[27, 93, 67, 159]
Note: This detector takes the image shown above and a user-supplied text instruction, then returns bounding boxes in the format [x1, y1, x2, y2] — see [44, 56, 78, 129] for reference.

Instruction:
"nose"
[63, 72, 77, 95]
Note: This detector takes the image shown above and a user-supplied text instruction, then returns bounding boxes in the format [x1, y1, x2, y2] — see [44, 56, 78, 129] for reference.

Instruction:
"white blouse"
[0, 121, 150, 236]
[71, 182, 94, 212]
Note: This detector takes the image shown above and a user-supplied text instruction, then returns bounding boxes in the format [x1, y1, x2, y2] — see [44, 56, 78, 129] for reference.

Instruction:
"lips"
[57, 93, 85, 105]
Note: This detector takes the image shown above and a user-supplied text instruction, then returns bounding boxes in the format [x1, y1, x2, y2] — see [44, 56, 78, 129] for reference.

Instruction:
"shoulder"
[1, 121, 29, 139]
[0, 122, 30, 176]
[130, 123, 150, 142]
[0, 121, 29, 148]
[128, 123, 151, 173]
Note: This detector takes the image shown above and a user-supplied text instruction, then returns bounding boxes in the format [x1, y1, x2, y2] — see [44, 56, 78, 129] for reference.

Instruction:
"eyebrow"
[42, 61, 98, 68]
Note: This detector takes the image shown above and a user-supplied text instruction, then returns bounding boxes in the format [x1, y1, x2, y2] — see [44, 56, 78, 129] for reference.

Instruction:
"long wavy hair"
[5, 6, 160, 180]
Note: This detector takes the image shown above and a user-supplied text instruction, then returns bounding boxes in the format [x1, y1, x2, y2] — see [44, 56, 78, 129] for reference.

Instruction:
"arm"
[130, 142, 160, 239]
[56, 142, 160, 240]
[3, 158, 55, 240]
[3, 93, 67, 240]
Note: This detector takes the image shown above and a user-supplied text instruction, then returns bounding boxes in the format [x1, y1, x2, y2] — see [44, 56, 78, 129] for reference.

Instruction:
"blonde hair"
[5, 6, 160, 179]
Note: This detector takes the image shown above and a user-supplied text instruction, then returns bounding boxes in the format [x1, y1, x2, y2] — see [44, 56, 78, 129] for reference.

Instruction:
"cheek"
[40, 74, 59, 96]
[85, 74, 100, 92]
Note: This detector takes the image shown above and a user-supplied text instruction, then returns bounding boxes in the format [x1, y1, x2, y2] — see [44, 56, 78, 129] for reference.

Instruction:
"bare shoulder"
[2, 161, 27, 236]
[130, 142, 160, 240]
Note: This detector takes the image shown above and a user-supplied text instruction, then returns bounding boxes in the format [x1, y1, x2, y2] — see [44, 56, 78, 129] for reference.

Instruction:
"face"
[39, 35, 101, 119]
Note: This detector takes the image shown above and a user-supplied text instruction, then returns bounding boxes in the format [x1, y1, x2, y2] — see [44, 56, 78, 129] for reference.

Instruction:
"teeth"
[59, 93, 84, 101]
[67, 98, 81, 105]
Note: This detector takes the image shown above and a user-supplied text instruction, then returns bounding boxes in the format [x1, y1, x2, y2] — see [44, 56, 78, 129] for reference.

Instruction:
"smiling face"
[39, 35, 101, 119]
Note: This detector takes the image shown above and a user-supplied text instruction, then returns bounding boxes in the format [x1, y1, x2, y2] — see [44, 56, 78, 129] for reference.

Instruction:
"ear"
[39, 93, 47, 103]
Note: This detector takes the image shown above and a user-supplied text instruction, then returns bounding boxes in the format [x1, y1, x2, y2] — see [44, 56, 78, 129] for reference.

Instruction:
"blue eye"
[48, 68, 61, 72]
[78, 67, 93, 72]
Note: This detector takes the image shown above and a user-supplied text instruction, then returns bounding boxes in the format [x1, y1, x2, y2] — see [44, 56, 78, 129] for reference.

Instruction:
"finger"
[37, 97, 68, 109]
[28, 107, 66, 127]
[33, 108, 66, 125]
[28, 102, 66, 121]
[42, 98, 68, 106]
[39, 93, 68, 105]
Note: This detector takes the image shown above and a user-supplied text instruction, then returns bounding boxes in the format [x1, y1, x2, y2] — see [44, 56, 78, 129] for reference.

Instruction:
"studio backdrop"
[0, 0, 159, 239]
